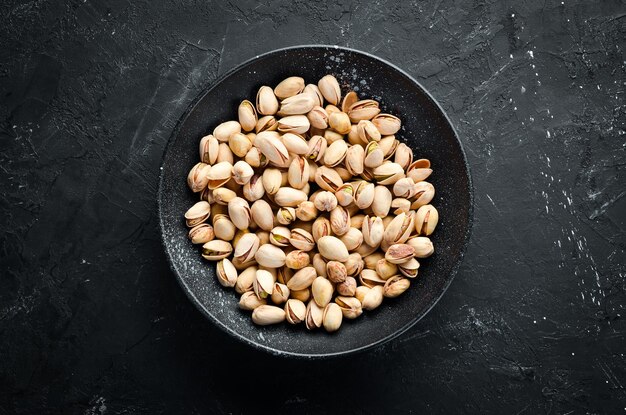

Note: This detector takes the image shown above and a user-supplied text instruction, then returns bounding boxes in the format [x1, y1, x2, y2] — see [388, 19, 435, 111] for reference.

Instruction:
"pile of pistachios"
[184, 74, 438, 332]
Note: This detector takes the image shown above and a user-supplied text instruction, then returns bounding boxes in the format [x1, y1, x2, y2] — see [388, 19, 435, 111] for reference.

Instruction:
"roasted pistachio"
[199, 134, 219, 165]
[287, 156, 309, 189]
[385, 244, 415, 264]
[348, 99, 380, 122]
[187, 162, 211, 192]
[255, 244, 287, 268]
[295, 201, 318, 221]
[233, 233, 260, 264]
[252, 305, 285, 325]
[407, 236, 434, 258]
[323, 139, 348, 167]
[201, 239, 232, 260]
[322, 303, 343, 332]
[372, 113, 401, 135]
[213, 120, 241, 143]
[284, 299, 306, 324]
[188, 223, 215, 244]
[337, 276, 357, 296]
[238, 100, 258, 132]
[239, 291, 266, 310]
[335, 296, 363, 319]
[312, 277, 334, 307]
[383, 276, 411, 298]
[330, 205, 350, 236]
[185, 201, 211, 227]
[318, 75, 341, 105]
[276, 206, 296, 225]
[285, 250, 311, 269]
[256, 86, 279, 115]
[279, 93, 316, 115]
[317, 236, 349, 262]
[271, 282, 291, 304]
[414, 204, 439, 235]
[287, 266, 317, 291]
[274, 76, 305, 99]
[216, 258, 238, 287]
[327, 261, 347, 283]
[290, 228, 315, 251]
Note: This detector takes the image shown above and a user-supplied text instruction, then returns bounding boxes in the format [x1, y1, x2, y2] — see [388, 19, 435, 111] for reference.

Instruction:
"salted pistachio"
[228, 132, 253, 158]
[199, 134, 219, 164]
[255, 131, 289, 167]
[384, 276, 411, 298]
[330, 206, 350, 236]
[231, 233, 259, 265]
[243, 174, 265, 202]
[415, 204, 438, 235]
[398, 258, 420, 278]
[315, 166, 343, 192]
[271, 282, 290, 304]
[383, 211, 415, 245]
[361, 215, 384, 247]
[372, 113, 401, 135]
[305, 106, 328, 130]
[257, 231, 270, 246]
[287, 288, 308, 303]
[279, 93, 316, 115]
[274, 76, 305, 99]
[306, 135, 327, 162]
[213, 120, 241, 143]
[285, 249, 311, 270]
[348, 99, 381, 122]
[379, 135, 399, 159]
[312, 191, 336, 212]
[227, 197, 251, 230]
[312, 253, 328, 278]
[233, 228, 251, 247]
[360, 269, 387, 288]
[255, 115, 278, 133]
[363, 251, 384, 269]
[282, 133, 309, 155]
[357, 120, 381, 144]
[303, 83, 324, 106]
[238, 100, 258, 132]
[184, 201, 211, 227]
[322, 303, 342, 332]
[211, 188, 236, 206]
[188, 223, 214, 244]
[335, 183, 354, 207]
[274, 187, 308, 207]
[239, 291, 266, 310]
[256, 86, 279, 115]
[232, 161, 254, 186]
[323, 139, 348, 167]
[360, 168, 374, 182]
[328, 111, 351, 135]
[201, 239, 232, 260]
[312, 277, 334, 308]
[277, 115, 310, 134]
[394, 143, 413, 170]
[290, 228, 315, 251]
[324, 129, 344, 145]
[287, 266, 317, 291]
[339, 227, 363, 251]
[276, 266, 293, 285]
[335, 296, 363, 319]
[372, 185, 392, 218]
[318, 74, 341, 105]
[287, 156, 309, 189]
[216, 258, 238, 287]
[393, 177, 416, 199]
[317, 236, 349, 262]
[411, 182, 435, 208]
[249, 200, 273, 231]
[341, 91, 358, 113]
[213, 214, 236, 241]
[312, 217, 332, 242]
[262, 168, 282, 195]
[235, 266, 258, 294]
[305, 299, 324, 330]
[350, 214, 365, 229]
[187, 162, 211, 193]
[361, 285, 384, 310]
[385, 243, 415, 264]
[344, 253, 364, 276]
[325, 104, 341, 115]
[206, 161, 232, 189]
[342, 147, 363, 179]
[353, 181, 375, 209]
[407, 236, 434, 258]
[373, 162, 404, 185]
[254, 244, 287, 268]
[356, 241, 378, 257]
[244, 147, 265, 168]
[355, 285, 370, 303]
[284, 299, 307, 324]
[364, 141, 384, 169]
[376, 259, 398, 280]
[407, 159, 433, 182]
[327, 260, 347, 283]
[252, 305, 285, 325]
[337, 276, 357, 296]
[269, 226, 291, 247]
[295, 201, 318, 221]
[276, 206, 296, 225]
[391, 198, 411, 215]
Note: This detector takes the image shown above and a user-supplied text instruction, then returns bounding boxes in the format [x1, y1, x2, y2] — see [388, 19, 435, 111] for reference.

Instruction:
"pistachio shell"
[315, 166, 343, 192]
[348, 99, 380, 122]
[276, 206, 296, 225]
[284, 299, 307, 324]
[357, 120, 381, 144]
[317, 236, 349, 262]
[199, 134, 219, 164]
[187, 162, 211, 193]
[305, 299, 324, 330]
[341, 91, 359, 113]
[303, 84, 324, 106]
[277, 115, 310, 134]
[274, 187, 308, 207]
[287, 266, 317, 291]
[254, 244, 287, 268]
[330, 205, 350, 236]
[279, 92, 316, 115]
[256, 86, 279, 115]
[262, 168, 282, 195]
[372, 113, 401, 135]
[326, 261, 347, 283]
[318, 75, 341, 105]
[255, 131, 290, 166]
[307, 106, 329, 129]
[373, 162, 405, 185]
[271, 282, 290, 304]
[228, 197, 251, 230]
[411, 181, 435, 208]
[345, 144, 365, 176]
[407, 236, 435, 258]
[287, 156, 310, 189]
[398, 257, 420, 278]
[213, 214, 236, 241]
[314, 191, 338, 212]
[323, 139, 348, 167]
[383, 276, 411, 298]
[188, 223, 215, 244]
[335, 296, 363, 319]
[232, 161, 254, 185]
[328, 112, 351, 134]
[372, 185, 392, 218]
[184, 201, 211, 227]
[364, 141, 384, 169]
[235, 266, 258, 294]
[252, 305, 285, 325]
[415, 204, 439, 235]
[312, 277, 334, 307]
[255, 115, 278, 133]
[282, 133, 309, 155]
[306, 135, 327, 162]
[285, 249, 311, 269]
[238, 100, 258, 132]
[290, 228, 315, 251]
[233, 233, 260, 264]
[361, 285, 384, 310]
[322, 303, 343, 332]
[243, 174, 265, 202]
[250, 200, 274, 231]
[213, 120, 241, 143]
[216, 258, 238, 287]
[312, 216, 332, 242]
[295, 201, 318, 221]
[239, 291, 266, 310]
[201, 239, 233, 260]
[385, 244, 416, 264]
[207, 161, 233, 189]
[336, 276, 357, 296]
[274, 76, 305, 99]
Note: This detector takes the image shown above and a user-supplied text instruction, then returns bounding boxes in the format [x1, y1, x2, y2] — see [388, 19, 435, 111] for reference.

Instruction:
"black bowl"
[158, 45, 473, 357]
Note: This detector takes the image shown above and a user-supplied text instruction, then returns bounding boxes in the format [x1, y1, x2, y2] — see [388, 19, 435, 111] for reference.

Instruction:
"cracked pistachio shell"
[318, 75, 341, 105]
[305, 299, 324, 330]
[288, 156, 310, 189]
[271, 282, 290, 304]
[238, 100, 258, 132]
[312, 253, 328, 278]
[372, 186, 392, 218]
[339, 227, 363, 251]
[335, 183, 354, 207]
[287, 266, 317, 291]
[355, 286, 370, 303]
[212, 187, 237, 205]
[252, 305, 285, 325]
[337, 276, 357, 297]
[345, 145, 365, 176]
[255, 115, 278, 133]
[232, 161, 254, 185]
[306, 135, 327, 162]
[243, 174, 265, 202]
[314, 191, 338, 212]
[354, 181, 375, 209]
[254, 244, 286, 268]
[347, 124, 361, 145]
[394, 143, 413, 170]
[212, 214, 236, 241]
[323, 303, 343, 332]
[360, 268, 386, 288]
[187, 162, 211, 193]
[384, 276, 411, 298]
[355, 242, 378, 257]
[256, 131, 289, 167]
[385, 244, 416, 264]
[383, 211, 415, 245]
[233, 233, 260, 264]
[277, 115, 310, 135]
[373, 162, 405, 185]
[213, 120, 241, 143]
[227, 197, 251, 230]
[324, 129, 344, 145]
[244, 147, 264, 168]
[323, 139, 348, 167]
[235, 265, 257, 294]
[350, 214, 366, 229]
[184, 201, 211, 227]
[317, 236, 349, 262]
[207, 161, 233, 189]
[415, 204, 439, 235]
[362, 215, 384, 247]
[201, 239, 232, 261]
[372, 113, 401, 135]
[284, 298, 307, 324]
[341, 91, 359, 113]
[303, 83, 324, 106]
[326, 260, 347, 283]
[330, 205, 350, 236]
[274, 76, 305, 99]
[357, 120, 381, 144]
[239, 291, 266, 310]
[348, 99, 380, 122]
[312, 277, 334, 308]
[262, 168, 282, 195]
[379, 135, 399, 159]
[376, 259, 398, 280]
[393, 178, 417, 199]
[199, 134, 219, 164]
[289, 288, 309, 302]
[188, 223, 214, 244]
[335, 296, 363, 319]
[364, 141, 384, 169]
[216, 258, 238, 287]
[290, 228, 315, 251]
[269, 226, 291, 247]
[392, 198, 412, 215]
[312, 217, 332, 242]
[285, 249, 311, 270]
[398, 257, 420, 278]
[315, 166, 343, 192]
[407, 236, 434, 258]
[307, 106, 329, 129]
[256, 86, 279, 115]
[276, 207, 296, 225]
[328, 111, 351, 134]
[407, 159, 432, 181]
[279, 92, 316, 115]
[282, 133, 309, 155]
[229, 132, 253, 158]
[326, 104, 341, 115]
[362, 285, 384, 310]
[274, 187, 308, 207]
[250, 200, 274, 231]
[344, 253, 364, 276]
[296, 201, 318, 221]
[216, 143, 234, 164]
[411, 182, 436, 208]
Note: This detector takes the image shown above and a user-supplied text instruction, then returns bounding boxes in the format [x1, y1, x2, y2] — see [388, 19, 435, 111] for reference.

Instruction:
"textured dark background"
[1, 0, 624, 413]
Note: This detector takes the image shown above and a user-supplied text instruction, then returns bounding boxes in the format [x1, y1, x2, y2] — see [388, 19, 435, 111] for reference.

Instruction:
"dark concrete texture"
[0, 0, 624, 413]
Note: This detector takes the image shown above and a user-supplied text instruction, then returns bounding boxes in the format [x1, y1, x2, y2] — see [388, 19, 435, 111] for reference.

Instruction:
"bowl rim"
[157, 44, 474, 358]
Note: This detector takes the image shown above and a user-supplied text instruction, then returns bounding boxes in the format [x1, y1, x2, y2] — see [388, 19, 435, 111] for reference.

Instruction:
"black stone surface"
[0, 0, 624, 413]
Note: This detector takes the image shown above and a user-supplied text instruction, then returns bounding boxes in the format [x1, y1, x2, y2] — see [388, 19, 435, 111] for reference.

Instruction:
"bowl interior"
[159, 46, 472, 357]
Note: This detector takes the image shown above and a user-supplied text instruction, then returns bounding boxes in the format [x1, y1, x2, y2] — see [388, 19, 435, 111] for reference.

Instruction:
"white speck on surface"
[510, 54, 514, 59]
[521, 85, 526, 93]
[527, 50, 534, 59]
[546, 130, 551, 138]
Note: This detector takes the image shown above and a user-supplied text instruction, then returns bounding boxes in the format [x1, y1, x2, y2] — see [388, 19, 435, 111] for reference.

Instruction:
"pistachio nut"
[348, 99, 380, 122]
[362, 285, 384, 310]
[318, 74, 341, 105]
[393, 177, 416, 198]
[372, 185, 392, 218]
[243, 174, 265, 202]
[344, 253, 364, 277]
[364, 252, 384, 269]
[271, 282, 290, 304]
[213, 214, 236, 241]
[287, 156, 309, 189]
[274, 187, 308, 207]
[254, 244, 287, 268]
[244, 146, 265, 168]
[312, 253, 328, 278]
[307, 106, 329, 129]
[276, 206, 296, 225]
[252, 305, 285, 325]
[375, 259, 398, 280]
[385, 244, 416, 264]
[350, 214, 365, 229]
[206, 161, 232, 189]
[233, 233, 260, 264]
[312, 277, 334, 308]
[262, 168, 282, 195]
[398, 257, 420, 278]
[290, 288, 310, 303]
[303, 83, 324, 106]
[227, 197, 251, 230]
[326, 260, 347, 283]
[333, 184, 352, 207]
[269, 226, 291, 247]
[357, 120, 382, 144]
[235, 266, 258, 294]
[255, 131, 290, 167]
[282, 133, 309, 155]
[335, 296, 363, 319]
[305, 135, 327, 162]
[248, 200, 272, 231]
[229, 132, 253, 158]
[290, 228, 315, 251]
[320, 139, 346, 168]
[315, 166, 343, 192]
[364, 141, 384, 169]
[305, 299, 324, 330]
[407, 236, 434, 258]
[187, 162, 211, 193]
[362, 215, 384, 247]
[285, 249, 311, 270]
[372, 113, 401, 135]
[322, 302, 343, 332]
[284, 298, 307, 324]
[317, 236, 349, 262]
[337, 276, 357, 297]
[274, 76, 305, 99]
[347, 124, 361, 145]
[360, 269, 387, 288]
[287, 266, 317, 291]
[188, 223, 215, 244]
[393, 143, 413, 170]
[239, 291, 267, 310]
[256, 86, 279, 115]
[355, 285, 370, 303]
[353, 181, 375, 209]
[277, 115, 310, 135]
[199, 134, 219, 164]
[279, 92, 316, 116]
[414, 204, 438, 235]
[212, 187, 236, 205]
[391, 198, 411, 215]
[328, 111, 351, 135]
[383, 276, 411, 298]
[232, 161, 254, 185]
[373, 162, 404, 185]
[383, 211, 415, 245]
[184, 201, 211, 227]
[330, 206, 350, 236]
[216, 258, 238, 287]
[276, 266, 293, 285]
[255, 115, 278, 133]
[407, 159, 433, 182]
[411, 181, 435, 208]
[379, 135, 399, 159]
[323, 129, 343, 145]
[356, 241, 378, 257]
[311, 217, 332, 243]
[213, 120, 241, 143]
[238, 100, 258, 132]
[295, 201, 318, 221]
[345, 145, 365, 176]
[313, 191, 338, 212]
[201, 239, 233, 260]
[341, 91, 359, 113]
[340, 227, 363, 251]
